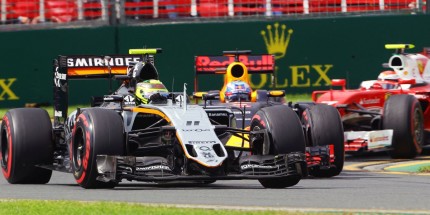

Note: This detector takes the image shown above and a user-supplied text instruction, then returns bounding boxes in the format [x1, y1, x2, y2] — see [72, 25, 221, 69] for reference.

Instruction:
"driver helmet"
[377, 70, 399, 81]
[135, 79, 169, 104]
[225, 80, 251, 102]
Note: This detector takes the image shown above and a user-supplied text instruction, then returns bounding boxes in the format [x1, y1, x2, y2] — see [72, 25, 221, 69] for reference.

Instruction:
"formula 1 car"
[313, 44, 430, 158]
[0, 49, 308, 189]
[193, 50, 345, 178]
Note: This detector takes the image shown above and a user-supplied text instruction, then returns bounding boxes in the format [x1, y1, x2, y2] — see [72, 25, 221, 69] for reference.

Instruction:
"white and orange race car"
[1, 49, 311, 189]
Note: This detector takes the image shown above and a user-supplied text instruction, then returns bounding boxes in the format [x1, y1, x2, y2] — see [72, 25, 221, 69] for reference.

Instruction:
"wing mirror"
[193, 92, 207, 99]
[331, 79, 346, 90]
[267, 90, 285, 97]
[203, 92, 220, 101]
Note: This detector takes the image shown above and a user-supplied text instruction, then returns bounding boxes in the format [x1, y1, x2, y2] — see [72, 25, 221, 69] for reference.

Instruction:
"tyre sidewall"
[302, 104, 344, 177]
[71, 108, 125, 188]
[251, 105, 305, 155]
[383, 95, 424, 158]
[1, 114, 14, 182]
[251, 106, 306, 188]
[1, 108, 53, 184]
[71, 112, 95, 187]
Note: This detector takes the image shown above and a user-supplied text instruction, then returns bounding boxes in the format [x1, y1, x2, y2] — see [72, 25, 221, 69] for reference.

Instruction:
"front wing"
[96, 152, 306, 183]
[344, 130, 393, 153]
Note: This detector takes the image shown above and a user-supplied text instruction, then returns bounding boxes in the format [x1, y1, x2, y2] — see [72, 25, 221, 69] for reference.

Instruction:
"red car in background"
[313, 44, 430, 158]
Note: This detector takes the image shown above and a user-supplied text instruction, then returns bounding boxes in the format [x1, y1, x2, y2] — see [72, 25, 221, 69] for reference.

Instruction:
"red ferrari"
[313, 44, 430, 158]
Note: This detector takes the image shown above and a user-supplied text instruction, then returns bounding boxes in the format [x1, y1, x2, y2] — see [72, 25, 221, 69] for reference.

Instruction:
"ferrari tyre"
[302, 104, 344, 177]
[250, 105, 306, 188]
[0, 108, 53, 184]
[383, 94, 424, 159]
[71, 108, 125, 189]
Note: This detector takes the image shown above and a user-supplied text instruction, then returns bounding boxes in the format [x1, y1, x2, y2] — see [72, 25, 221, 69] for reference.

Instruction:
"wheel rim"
[73, 128, 85, 171]
[1, 127, 8, 169]
[413, 107, 424, 148]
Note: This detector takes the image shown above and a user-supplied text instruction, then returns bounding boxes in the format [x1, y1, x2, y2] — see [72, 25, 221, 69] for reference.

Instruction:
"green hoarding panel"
[117, 15, 430, 95]
[1, 15, 430, 108]
[0, 27, 117, 108]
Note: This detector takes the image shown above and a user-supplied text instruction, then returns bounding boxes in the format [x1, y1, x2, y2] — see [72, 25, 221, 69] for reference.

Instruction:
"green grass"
[285, 94, 312, 102]
[418, 166, 430, 173]
[0, 105, 88, 119]
[0, 200, 324, 215]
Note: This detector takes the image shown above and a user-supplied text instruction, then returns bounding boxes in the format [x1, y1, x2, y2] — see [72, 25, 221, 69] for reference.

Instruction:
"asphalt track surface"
[1, 154, 430, 213]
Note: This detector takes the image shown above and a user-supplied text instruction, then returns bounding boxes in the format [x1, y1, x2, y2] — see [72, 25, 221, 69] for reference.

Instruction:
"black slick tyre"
[383, 94, 424, 159]
[71, 108, 125, 189]
[302, 104, 344, 177]
[0, 108, 53, 184]
[250, 105, 306, 188]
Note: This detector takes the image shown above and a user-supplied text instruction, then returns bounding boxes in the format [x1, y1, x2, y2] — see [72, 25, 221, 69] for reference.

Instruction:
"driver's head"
[135, 79, 168, 104]
[224, 80, 251, 102]
[378, 70, 399, 81]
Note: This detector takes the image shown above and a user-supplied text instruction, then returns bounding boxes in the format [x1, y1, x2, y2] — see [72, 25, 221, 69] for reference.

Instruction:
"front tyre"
[250, 105, 306, 188]
[71, 108, 125, 189]
[383, 95, 424, 159]
[0, 108, 53, 184]
[302, 104, 344, 177]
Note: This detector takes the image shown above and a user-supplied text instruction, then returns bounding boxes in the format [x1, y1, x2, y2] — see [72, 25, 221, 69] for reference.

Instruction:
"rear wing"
[55, 55, 142, 79]
[195, 54, 275, 74]
[53, 49, 162, 127]
[54, 52, 161, 124]
[385, 44, 415, 54]
[385, 44, 430, 57]
[53, 54, 142, 127]
[55, 48, 161, 80]
[194, 52, 275, 92]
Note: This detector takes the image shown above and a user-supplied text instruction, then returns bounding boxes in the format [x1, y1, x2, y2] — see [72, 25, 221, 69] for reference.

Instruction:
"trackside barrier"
[0, 0, 426, 26]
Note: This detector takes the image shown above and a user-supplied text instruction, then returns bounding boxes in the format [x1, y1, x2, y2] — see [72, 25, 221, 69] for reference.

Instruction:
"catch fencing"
[0, 0, 427, 30]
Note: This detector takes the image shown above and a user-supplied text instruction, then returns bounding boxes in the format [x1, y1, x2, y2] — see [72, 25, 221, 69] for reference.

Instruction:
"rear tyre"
[302, 104, 344, 177]
[383, 95, 424, 159]
[250, 105, 306, 188]
[71, 108, 125, 189]
[1, 108, 53, 184]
